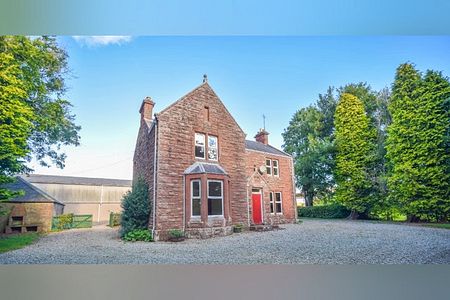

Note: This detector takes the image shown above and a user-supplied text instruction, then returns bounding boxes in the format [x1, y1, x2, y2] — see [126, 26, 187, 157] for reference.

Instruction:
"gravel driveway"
[1, 219, 449, 264]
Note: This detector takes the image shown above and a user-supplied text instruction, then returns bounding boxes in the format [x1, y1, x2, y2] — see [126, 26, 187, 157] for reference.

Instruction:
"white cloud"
[72, 36, 133, 47]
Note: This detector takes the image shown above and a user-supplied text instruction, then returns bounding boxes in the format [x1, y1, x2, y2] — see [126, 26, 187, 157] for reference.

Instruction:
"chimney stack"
[139, 97, 155, 121]
[255, 128, 269, 145]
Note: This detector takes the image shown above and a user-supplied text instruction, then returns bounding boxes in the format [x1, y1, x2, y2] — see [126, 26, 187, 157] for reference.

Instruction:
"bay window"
[207, 180, 223, 216]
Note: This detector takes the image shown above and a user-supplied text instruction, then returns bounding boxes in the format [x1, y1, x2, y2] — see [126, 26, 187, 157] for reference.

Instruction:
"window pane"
[266, 159, 271, 166]
[208, 181, 222, 197]
[208, 148, 217, 160]
[208, 198, 222, 215]
[192, 199, 201, 216]
[276, 203, 282, 213]
[275, 192, 282, 202]
[195, 133, 205, 145]
[192, 181, 200, 197]
[273, 167, 278, 176]
[208, 136, 217, 148]
[270, 202, 274, 213]
[195, 145, 205, 158]
[269, 192, 273, 202]
[273, 160, 278, 167]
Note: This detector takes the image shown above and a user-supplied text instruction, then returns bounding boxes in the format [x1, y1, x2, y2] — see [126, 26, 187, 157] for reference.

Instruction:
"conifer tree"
[334, 93, 377, 218]
[386, 63, 450, 222]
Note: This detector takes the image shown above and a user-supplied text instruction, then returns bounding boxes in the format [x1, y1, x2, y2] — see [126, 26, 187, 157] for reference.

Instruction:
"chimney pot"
[139, 97, 155, 121]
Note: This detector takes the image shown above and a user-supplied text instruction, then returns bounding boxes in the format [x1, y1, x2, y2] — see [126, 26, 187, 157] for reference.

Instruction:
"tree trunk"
[304, 192, 314, 207]
[348, 210, 359, 220]
[407, 214, 420, 223]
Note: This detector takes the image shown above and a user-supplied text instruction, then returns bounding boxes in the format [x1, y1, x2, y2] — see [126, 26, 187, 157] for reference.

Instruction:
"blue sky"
[30, 36, 450, 179]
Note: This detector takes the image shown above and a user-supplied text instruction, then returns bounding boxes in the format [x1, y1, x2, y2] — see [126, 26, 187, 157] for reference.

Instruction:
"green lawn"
[421, 223, 450, 230]
[0, 233, 40, 253]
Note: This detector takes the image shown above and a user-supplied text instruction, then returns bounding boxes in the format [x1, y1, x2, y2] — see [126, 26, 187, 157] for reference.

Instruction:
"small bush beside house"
[298, 203, 350, 219]
[120, 178, 152, 241]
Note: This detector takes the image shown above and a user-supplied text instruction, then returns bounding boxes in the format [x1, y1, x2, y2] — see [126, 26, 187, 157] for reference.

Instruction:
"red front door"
[252, 192, 262, 225]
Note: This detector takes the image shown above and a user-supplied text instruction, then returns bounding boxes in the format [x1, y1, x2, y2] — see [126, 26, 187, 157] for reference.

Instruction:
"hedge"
[298, 204, 350, 219]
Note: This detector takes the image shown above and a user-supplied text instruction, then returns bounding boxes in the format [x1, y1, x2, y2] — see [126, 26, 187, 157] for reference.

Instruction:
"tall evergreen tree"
[386, 63, 450, 222]
[334, 93, 377, 218]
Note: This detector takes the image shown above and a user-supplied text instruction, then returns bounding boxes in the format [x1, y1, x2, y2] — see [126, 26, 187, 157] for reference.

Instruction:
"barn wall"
[32, 183, 130, 222]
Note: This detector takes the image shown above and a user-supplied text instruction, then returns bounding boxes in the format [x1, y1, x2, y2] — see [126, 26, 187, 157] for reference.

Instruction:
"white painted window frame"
[207, 180, 223, 216]
[266, 159, 272, 175]
[274, 192, 283, 214]
[272, 159, 279, 177]
[207, 135, 218, 161]
[195, 132, 206, 159]
[191, 179, 201, 218]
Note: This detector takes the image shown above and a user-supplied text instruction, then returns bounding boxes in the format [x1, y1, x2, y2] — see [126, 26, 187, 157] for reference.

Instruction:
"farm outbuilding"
[20, 174, 131, 223]
[0, 177, 64, 233]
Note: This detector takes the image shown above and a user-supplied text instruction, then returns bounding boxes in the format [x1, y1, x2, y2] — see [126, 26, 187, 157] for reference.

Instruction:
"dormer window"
[208, 135, 218, 161]
[195, 133, 205, 159]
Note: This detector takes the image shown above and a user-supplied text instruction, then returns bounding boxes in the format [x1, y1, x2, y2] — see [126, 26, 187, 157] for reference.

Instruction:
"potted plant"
[168, 229, 185, 242]
[233, 223, 244, 233]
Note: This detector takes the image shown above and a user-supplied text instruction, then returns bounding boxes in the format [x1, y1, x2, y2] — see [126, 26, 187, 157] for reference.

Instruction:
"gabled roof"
[184, 162, 228, 175]
[245, 140, 291, 157]
[21, 174, 132, 187]
[156, 81, 245, 135]
[3, 177, 64, 205]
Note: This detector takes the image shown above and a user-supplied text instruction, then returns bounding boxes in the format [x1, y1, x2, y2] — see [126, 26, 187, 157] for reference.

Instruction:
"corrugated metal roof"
[21, 174, 132, 187]
[245, 140, 291, 157]
[3, 177, 64, 205]
[184, 162, 228, 175]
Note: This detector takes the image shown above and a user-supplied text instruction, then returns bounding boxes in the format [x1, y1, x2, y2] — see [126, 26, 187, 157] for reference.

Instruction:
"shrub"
[298, 203, 350, 219]
[120, 178, 151, 238]
[54, 213, 74, 230]
[233, 223, 244, 233]
[168, 229, 185, 239]
[122, 229, 153, 242]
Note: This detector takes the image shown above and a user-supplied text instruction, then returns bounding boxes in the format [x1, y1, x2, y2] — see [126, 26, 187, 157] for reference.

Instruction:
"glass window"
[273, 160, 279, 176]
[191, 180, 201, 216]
[195, 133, 205, 159]
[207, 180, 223, 216]
[208, 135, 218, 161]
[269, 192, 274, 214]
[275, 192, 282, 214]
[266, 159, 272, 175]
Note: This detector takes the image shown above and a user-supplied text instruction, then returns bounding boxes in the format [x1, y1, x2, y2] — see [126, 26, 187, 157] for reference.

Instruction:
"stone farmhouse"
[134, 77, 296, 241]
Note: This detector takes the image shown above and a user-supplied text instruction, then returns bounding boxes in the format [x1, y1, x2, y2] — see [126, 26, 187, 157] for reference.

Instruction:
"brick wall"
[245, 149, 296, 224]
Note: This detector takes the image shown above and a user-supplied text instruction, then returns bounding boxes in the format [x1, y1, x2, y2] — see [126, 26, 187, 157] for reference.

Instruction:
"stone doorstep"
[249, 224, 276, 231]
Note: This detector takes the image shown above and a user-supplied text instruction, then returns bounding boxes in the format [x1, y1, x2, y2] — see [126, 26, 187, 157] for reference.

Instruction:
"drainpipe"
[246, 183, 250, 227]
[152, 117, 158, 238]
[182, 175, 185, 231]
[290, 157, 298, 223]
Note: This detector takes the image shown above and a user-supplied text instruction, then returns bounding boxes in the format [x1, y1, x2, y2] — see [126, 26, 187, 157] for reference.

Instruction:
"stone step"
[249, 224, 274, 232]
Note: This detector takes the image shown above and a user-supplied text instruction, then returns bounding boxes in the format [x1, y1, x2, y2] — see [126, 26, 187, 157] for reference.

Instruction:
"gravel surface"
[1, 219, 449, 264]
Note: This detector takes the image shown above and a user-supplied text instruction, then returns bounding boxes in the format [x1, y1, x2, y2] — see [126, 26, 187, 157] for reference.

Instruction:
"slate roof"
[245, 140, 291, 157]
[184, 162, 228, 175]
[3, 177, 64, 205]
[21, 174, 132, 187]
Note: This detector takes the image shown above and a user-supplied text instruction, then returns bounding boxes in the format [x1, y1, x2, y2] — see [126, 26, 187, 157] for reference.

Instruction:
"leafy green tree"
[386, 63, 450, 222]
[0, 36, 80, 201]
[120, 178, 151, 237]
[283, 106, 335, 206]
[334, 93, 377, 219]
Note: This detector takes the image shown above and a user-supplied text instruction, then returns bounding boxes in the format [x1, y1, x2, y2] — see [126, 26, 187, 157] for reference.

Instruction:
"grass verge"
[0, 233, 40, 254]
